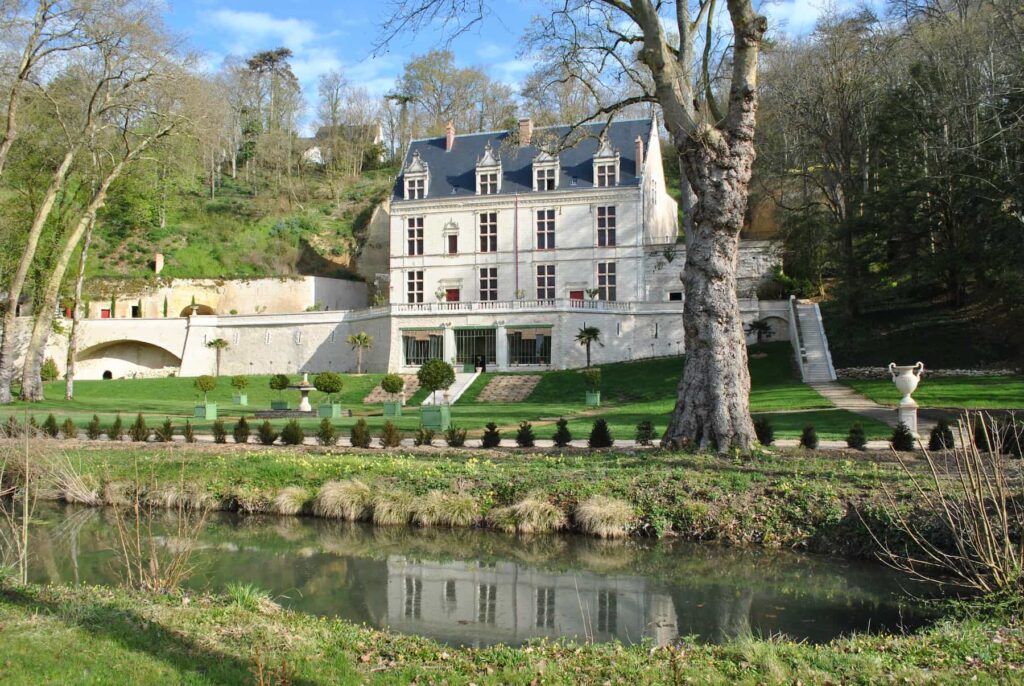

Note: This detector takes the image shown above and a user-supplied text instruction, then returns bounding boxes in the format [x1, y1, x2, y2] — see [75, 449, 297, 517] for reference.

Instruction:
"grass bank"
[0, 582, 1020, 684]
[22, 442, 941, 555]
[843, 375, 1024, 409]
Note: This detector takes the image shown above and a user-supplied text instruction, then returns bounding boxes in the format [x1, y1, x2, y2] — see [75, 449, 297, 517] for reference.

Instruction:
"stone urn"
[889, 362, 924, 437]
[888, 362, 925, 407]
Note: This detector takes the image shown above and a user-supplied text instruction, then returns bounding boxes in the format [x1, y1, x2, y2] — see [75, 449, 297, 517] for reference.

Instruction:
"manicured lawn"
[844, 375, 1024, 409]
[1, 342, 834, 439]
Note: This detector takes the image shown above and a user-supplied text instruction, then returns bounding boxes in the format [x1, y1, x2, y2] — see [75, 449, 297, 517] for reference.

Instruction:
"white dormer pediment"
[592, 136, 620, 187]
[476, 142, 501, 195]
[532, 149, 560, 191]
[594, 136, 619, 160]
[533, 150, 557, 164]
[405, 150, 428, 174]
[476, 142, 501, 169]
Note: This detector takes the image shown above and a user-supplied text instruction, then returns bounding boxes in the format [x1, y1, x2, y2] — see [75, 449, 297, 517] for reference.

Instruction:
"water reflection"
[24, 503, 940, 647]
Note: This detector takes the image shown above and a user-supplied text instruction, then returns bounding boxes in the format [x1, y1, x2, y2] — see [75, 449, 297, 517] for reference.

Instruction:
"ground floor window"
[455, 328, 496, 365]
[402, 331, 442, 365]
[507, 329, 551, 365]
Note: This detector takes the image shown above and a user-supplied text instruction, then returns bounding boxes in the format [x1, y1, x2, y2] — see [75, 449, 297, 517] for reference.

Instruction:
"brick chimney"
[154, 253, 164, 274]
[519, 117, 533, 146]
[635, 136, 645, 170]
[445, 120, 455, 151]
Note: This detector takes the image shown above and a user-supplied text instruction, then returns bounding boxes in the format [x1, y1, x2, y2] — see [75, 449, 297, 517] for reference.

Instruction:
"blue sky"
[163, 0, 857, 127]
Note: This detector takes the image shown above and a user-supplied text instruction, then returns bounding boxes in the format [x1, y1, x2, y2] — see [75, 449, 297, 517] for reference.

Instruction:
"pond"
[25, 502, 943, 648]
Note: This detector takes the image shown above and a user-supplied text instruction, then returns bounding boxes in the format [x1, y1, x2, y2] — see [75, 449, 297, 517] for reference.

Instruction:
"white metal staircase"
[788, 296, 837, 383]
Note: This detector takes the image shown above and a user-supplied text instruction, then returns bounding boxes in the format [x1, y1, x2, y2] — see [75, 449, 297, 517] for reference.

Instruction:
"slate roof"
[392, 118, 653, 202]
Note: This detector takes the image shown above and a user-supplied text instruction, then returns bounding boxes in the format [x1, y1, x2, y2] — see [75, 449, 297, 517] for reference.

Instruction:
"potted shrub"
[269, 374, 290, 410]
[417, 359, 455, 431]
[193, 375, 218, 419]
[314, 372, 344, 418]
[231, 375, 249, 406]
[582, 368, 601, 407]
[381, 373, 405, 417]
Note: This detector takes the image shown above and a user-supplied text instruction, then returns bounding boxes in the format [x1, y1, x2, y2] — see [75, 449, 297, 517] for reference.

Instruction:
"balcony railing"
[392, 298, 634, 314]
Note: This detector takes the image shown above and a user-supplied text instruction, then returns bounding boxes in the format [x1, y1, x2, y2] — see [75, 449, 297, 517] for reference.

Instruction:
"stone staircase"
[421, 371, 480, 406]
[790, 298, 837, 383]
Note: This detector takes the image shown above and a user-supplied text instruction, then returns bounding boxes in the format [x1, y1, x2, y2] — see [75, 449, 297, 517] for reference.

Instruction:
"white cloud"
[206, 9, 318, 54]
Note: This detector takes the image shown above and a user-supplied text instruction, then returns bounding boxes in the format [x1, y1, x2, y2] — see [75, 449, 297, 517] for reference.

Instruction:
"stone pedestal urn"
[889, 362, 924, 436]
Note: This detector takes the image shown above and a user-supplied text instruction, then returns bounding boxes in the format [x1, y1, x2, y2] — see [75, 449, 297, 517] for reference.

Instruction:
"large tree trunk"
[65, 217, 95, 400]
[0, 149, 77, 404]
[662, 138, 758, 451]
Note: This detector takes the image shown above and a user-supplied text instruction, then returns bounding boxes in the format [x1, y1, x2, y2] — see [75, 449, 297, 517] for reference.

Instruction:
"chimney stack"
[445, 120, 455, 151]
[635, 136, 645, 170]
[519, 117, 533, 146]
[154, 253, 164, 274]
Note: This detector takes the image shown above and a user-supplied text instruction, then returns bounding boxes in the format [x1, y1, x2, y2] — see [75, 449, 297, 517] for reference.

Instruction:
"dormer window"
[533, 150, 559, 191]
[592, 136, 620, 188]
[476, 142, 502, 195]
[403, 150, 429, 200]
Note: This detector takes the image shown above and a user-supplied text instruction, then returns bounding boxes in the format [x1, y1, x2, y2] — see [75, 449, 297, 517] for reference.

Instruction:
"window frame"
[407, 216, 424, 256]
[595, 163, 617, 188]
[535, 166, 556, 191]
[479, 267, 498, 301]
[596, 205, 616, 247]
[406, 270, 424, 304]
[536, 209, 555, 250]
[479, 212, 498, 253]
[478, 170, 499, 195]
[597, 261, 617, 301]
[405, 177, 425, 200]
[536, 264, 555, 300]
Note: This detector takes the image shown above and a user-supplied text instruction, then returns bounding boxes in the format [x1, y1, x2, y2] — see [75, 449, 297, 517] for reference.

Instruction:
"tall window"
[479, 267, 498, 301]
[597, 590, 617, 632]
[406, 177, 425, 199]
[404, 577, 422, 619]
[595, 163, 617, 187]
[478, 171, 498, 194]
[447, 234, 458, 255]
[407, 270, 424, 304]
[536, 264, 555, 300]
[536, 167, 556, 191]
[536, 209, 555, 249]
[407, 217, 424, 256]
[597, 206, 616, 246]
[479, 212, 497, 252]
[597, 262, 616, 301]
[477, 584, 497, 624]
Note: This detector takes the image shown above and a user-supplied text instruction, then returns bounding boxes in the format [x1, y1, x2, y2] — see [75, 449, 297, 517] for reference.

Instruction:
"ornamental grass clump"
[413, 490, 479, 528]
[515, 421, 536, 447]
[314, 479, 373, 521]
[413, 426, 434, 447]
[481, 422, 501, 448]
[575, 495, 635, 538]
[799, 425, 818, 449]
[316, 418, 338, 446]
[349, 418, 371, 448]
[257, 421, 278, 446]
[60, 418, 78, 440]
[102, 481, 134, 507]
[588, 419, 613, 448]
[444, 424, 467, 447]
[846, 423, 867, 450]
[754, 417, 774, 446]
[552, 418, 572, 447]
[280, 420, 305, 446]
[891, 422, 915, 452]
[380, 420, 402, 448]
[233, 417, 251, 444]
[372, 490, 417, 526]
[272, 487, 309, 516]
[488, 492, 567, 534]
[86, 415, 102, 440]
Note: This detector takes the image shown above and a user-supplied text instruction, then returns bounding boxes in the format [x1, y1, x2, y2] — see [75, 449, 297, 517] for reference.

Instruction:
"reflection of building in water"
[385, 556, 678, 647]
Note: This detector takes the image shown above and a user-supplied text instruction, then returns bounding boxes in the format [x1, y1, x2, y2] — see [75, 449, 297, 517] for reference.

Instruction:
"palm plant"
[575, 326, 602, 367]
[206, 338, 230, 376]
[346, 331, 373, 374]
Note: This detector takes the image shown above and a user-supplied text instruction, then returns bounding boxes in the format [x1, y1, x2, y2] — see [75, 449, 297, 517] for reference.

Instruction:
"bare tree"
[380, 0, 767, 452]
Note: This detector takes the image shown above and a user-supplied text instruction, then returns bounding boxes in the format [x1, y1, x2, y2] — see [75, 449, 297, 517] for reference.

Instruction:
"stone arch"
[761, 316, 790, 342]
[179, 303, 215, 316]
[76, 340, 182, 380]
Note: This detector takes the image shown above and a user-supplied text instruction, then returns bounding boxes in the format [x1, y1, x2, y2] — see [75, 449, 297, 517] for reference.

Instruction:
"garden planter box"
[194, 403, 217, 419]
[421, 405, 451, 431]
[585, 391, 601, 407]
[318, 403, 341, 418]
[233, 393, 248, 406]
[383, 401, 402, 417]
[271, 400, 289, 411]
